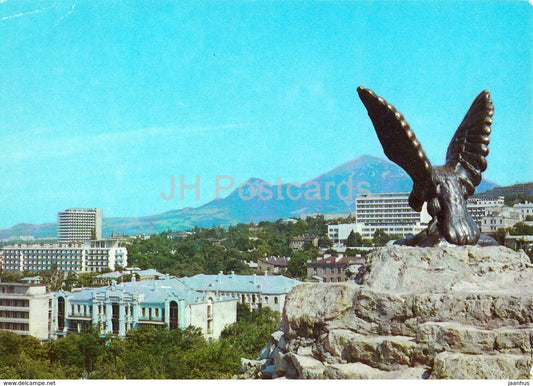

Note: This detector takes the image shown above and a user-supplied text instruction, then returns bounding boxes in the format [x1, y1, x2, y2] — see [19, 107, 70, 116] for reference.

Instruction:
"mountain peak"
[246, 177, 267, 184]
[305, 154, 391, 184]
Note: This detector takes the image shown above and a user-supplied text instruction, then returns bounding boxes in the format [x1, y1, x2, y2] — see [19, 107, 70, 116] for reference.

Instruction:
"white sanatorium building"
[0, 240, 127, 273]
[53, 277, 237, 339]
[58, 208, 103, 243]
[180, 272, 302, 314]
[350, 192, 431, 240]
[329, 193, 511, 245]
[0, 282, 53, 341]
[355, 192, 432, 238]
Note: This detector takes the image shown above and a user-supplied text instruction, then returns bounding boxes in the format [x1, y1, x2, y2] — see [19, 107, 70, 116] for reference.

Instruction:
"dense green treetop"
[126, 217, 328, 278]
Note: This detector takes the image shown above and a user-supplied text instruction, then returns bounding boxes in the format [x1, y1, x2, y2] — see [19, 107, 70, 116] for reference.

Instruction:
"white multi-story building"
[0, 240, 127, 273]
[481, 206, 524, 234]
[355, 193, 431, 239]
[327, 223, 363, 246]
[53, 277, 237, 339]
[513, 201, 533, 219]
[466, 196, 505, 226]
[0, 282, 53, 341]
[180, 272, 302, 314]
[58, 208, 103, 243]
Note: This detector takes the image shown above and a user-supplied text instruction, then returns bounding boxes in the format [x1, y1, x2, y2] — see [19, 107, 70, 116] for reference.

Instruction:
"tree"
[221, 304, 280, 358]
[362, 238, 374, 247]
[91, 336, 125, 379]
[318, 235, 333, 248]
[372, 230, 392, 246]
[491, 228, 509, 245]
[287, 251, 310, 280]
[40, 264, 64, 291]
[0, 271, 24, 283]
[63, 272, 78, 292]
[345, 231, 363, 247]
[77, 273, 97, 288]
[325, 248, 338, 257]
[504, 195, 533, 207]
[510, 222, 533, 236]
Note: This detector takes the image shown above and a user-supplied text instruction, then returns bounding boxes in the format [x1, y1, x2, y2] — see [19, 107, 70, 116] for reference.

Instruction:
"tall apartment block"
[58, 208, 102, 242]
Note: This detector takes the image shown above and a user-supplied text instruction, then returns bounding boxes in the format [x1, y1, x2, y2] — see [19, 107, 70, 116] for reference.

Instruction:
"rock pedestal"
[255, 246, 533, 379]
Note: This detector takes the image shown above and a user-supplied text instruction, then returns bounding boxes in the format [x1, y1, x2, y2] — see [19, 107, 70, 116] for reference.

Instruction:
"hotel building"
[58, 208, 103, 243]
[355, 192, 431, 239]
[0, 240, 127, 273]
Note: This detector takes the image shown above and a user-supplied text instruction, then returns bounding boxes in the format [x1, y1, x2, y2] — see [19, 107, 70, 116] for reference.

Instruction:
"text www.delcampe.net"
[3, 382, 56, 386]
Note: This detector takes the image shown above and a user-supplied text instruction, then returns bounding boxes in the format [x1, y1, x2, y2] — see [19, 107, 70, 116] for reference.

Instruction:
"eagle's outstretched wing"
[445, 90, 493, 197]
[357, 87, 435, 210]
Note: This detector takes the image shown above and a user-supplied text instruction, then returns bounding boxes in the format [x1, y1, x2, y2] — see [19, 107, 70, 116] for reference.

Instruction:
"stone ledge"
[249, 246, 533, 379]
[417, 321, 533, 354]
[431, 352, 532, 379]
[324, 329, 422, 371]
[323, 362, 428, 380]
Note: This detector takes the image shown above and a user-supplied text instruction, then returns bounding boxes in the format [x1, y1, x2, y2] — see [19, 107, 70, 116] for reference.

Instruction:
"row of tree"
[344, 229, 394, 247]
[0, 305, 280, 379]
[126, 217, 331, 280]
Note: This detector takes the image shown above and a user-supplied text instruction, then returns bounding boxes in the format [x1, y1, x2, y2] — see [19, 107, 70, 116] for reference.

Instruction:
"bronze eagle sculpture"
[357, 87, 498, 247]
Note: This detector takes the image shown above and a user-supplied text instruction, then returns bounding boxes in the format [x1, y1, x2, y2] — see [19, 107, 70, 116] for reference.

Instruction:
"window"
[169, 301, 178, 330]
[207, 297, 213, 319]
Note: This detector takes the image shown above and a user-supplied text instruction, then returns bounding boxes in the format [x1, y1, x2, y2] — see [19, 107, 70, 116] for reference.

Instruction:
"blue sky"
[0, 0, 531, 228]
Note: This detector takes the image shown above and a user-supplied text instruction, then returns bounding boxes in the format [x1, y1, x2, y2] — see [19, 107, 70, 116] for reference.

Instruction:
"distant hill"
[473, 182, 533, 200]
[0, 155, 499, 239]
[0, 223, 57, 241]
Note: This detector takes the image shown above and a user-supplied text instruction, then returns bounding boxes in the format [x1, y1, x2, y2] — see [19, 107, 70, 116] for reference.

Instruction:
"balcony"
[137, 319, 165, 325]
[68, 314, 92, 320]
[0, 316, 29, 323]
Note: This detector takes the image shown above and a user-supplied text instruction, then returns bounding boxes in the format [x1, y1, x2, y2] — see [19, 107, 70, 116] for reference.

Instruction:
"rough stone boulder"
[258, 245, 533, 379]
